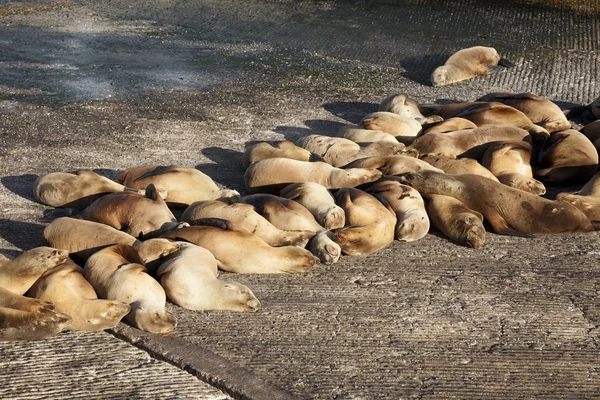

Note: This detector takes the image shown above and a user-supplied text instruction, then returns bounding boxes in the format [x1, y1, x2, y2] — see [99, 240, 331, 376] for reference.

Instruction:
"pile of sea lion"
[3, 88, 600, 342]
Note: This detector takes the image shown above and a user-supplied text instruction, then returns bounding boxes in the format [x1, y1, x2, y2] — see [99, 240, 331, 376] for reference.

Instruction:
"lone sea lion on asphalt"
[431, 46, 514, 87]
[0, 247, 68, 295]
[481, 141, 546, 195]
[360, 112, 423, 144]
[367, 179, 429, 242]
[426, 195, 486, 249]
[28, 259, 131, 331]
[84, 244, 176, 334]
[338, 125, 403, 145]
[242, 141, 324, 168]
[244, 158, 382, 194]
[423, 117, 477, 134]
[279, 182, 346, 230]
[33, 170, 144, 209]
[117, 165, 239, 207]
[419, 154, 499, 181]
[156, 243, 260, 312]
[398, 170, 593, 235]
[81, 184, 187, 239]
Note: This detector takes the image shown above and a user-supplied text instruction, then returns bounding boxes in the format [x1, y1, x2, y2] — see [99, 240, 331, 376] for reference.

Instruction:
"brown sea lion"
[296, 134, 405, 167]
[420, 154, 499, 181]
[242, 140, 324, 168]
[116, 165, 239, 207]
[426, 194, 486, 248]
[161, 221, 318, 274]
[481, 141, 546, 195]
[133, 238, 183, 275]
[566, 95, 600, 123]
[338, 125, 401, 145]
[27, 258, 131, 331]
[33, 170, 144, 209]
[423, 117, 478, 134]
[408, 126, 530, 159]
[580, 120, 600, 151]
[378, 94, 443, 125]
[360, 112, 423, 144]
[81, 184, 187, 239]
[156, 243, 260, 312]
[44, 217, 140, 262]
[84, 244, 176, 334]
[344, 155, 443, 176]
[431, 46, 513, 87]
[556, 172, 600, 228]
[181, 200, 314, 247]
[478, 92, 571, 133]
[366, 179, 429, 242]
[244, 158, 382, 194]
[397, 170, 593, 235]
[333, 188, 396, 255]
[535, 129, 599, 184]
[279, 182, 345, 230]
[0, 247, 68, 295]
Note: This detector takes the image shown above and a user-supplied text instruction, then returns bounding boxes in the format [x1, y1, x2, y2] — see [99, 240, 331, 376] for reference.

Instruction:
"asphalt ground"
[1, 1, 600, 399]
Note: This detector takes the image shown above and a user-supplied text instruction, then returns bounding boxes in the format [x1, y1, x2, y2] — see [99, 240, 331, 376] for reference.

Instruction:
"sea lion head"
[455, 213, 486, 249]
[26, 247, 69, 272]
[130, 302, 177, 335]
[309, 231, 341, 264]
[431, 66, 448, 87]
[396, 213, 430, 242]
[218, 281, 261, 312]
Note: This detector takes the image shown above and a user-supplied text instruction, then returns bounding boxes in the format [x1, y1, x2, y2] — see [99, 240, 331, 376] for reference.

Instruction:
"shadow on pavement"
[197, 147, 246, 191]
[0, 219, 46, 251]
[274, 119, 346, 141]
[1, 174, 38, 203]
[322, 101, 378, 124]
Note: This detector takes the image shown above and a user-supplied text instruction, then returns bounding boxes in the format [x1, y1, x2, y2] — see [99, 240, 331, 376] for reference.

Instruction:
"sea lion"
[360, 112, 423, 144]
[296, 134, 405, 167]
[423, 117, 478, 134]
[555, 172, 600, 228]
[279, 182, 346, 230]
[366, 179, 429, 242]
[133, 238, 184, 275]
[44, 217, 140, 262]
[27, 258, 131, 331]
[397, 170, 593, 235]
[116, 165, 239, 207]
[243, 141, 324, 168]
[307, 231, 341, 264]
[426, 194, 486, 248]
[378, 94, 443, 125]
[333, 188, 396, 255]
[580, 120, 600, 151]
[156, 243, 260, 311]
[338, 125, 402, 145]
[481, 141, 546, 195]
[478, 92, 571, 133]
[431, 46, 513, 87]
[535, 129, 599, 184]
[33, 170, 144, 209]
[0, 247, 68, 295]
[84, 244, 176, 334]
[81, 184, 187, 239]
[181, 200, 314, 247]
[244, 158, 382, 194]
[419, 154, 499, 181]
[566, 95, 600, 123]
[344, 155, 443, 176]
[408, 126, 531, 159]
[161, 221, 318, 274]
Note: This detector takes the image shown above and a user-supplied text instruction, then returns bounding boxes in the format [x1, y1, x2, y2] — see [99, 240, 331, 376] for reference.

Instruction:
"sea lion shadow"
[0, 219, 47, 251]
[197, 147, 246, 191]
[322, 102, 379, 124]
[399, 54, 449, 86]
[1, 174, 38, 203]
[274, 119, 346, 141]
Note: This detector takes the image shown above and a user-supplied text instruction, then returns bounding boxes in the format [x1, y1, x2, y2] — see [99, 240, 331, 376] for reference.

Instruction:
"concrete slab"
[1, 0, 600, 399]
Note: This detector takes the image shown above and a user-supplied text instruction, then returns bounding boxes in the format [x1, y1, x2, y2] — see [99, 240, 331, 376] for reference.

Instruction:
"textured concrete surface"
[1, 0, 600, 399]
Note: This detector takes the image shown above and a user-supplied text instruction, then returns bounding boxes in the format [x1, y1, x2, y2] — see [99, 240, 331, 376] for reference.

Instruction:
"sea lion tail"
[498, 58, 514, 68]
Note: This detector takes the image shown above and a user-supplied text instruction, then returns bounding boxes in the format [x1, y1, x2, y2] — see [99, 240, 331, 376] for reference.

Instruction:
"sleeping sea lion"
[360, 112, 423, 144]
[423, 117, 478, 135]
[243, 141, 323, 168]
[338, 125, 402, 145]
[0, 247, 68, 295]
[426, 194, 486, 248]
[279, 182, 346, 230]
[344, 155, 443, 176]
[580, 120, 600, 151]
[419, 154, 499, 181]
[556, 172, 600, 228]
[378, 94, 443, 125]
[133, 238, 184, 275]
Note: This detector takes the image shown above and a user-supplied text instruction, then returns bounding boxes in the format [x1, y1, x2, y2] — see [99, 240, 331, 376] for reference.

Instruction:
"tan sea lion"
[366, 179, 429, 242]
[535, 129, 599, 184]
[398, 170, 593, 235]
[161, 221, 318, 274]
[81, 184, 187, 239]
[431, 46, 514, 87]
[156, 243, 260, 311]
[580, 120, 600, 151]
[420, 154, 499, 181]
[133, 238, 183, 275]
[423, 117, 478, 134]
[333, 188, 396, 255]
[242, 141, 324, 168]
[181, 200, 314, 247]
[426, 195, 486, 248]
[344, 155, 443, 176]
[279, 182, 345, 230]
[27, 258, 131, 331]
[84, 244, 176, 334]
[33, 170, 144, 209]
[556, 172, 600, 227]
[244, 158, 382, 194]
[296, 134, 405, 167]
[44, 217, 140, 262]
[0, 247, 68, 295]
[338, 125, 401, 145]
[481, 141, 546, 195]
[378, 94, 443, 125]
[116, 165, 239, 207]
[408, 126, 530, 159]
[478, 92, 571, 133]
[360, 112, 423, 144]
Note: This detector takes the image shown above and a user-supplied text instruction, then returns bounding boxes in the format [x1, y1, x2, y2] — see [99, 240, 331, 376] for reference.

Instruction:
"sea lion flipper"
[497, 58, 514, 68]
[487, 213, 533, 238]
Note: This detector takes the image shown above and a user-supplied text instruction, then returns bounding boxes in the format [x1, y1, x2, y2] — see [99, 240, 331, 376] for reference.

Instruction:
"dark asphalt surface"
[1, 1, 600, 399]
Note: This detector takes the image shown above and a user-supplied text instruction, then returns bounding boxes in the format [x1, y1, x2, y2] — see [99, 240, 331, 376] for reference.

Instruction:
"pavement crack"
[568, 295, 600, 348]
